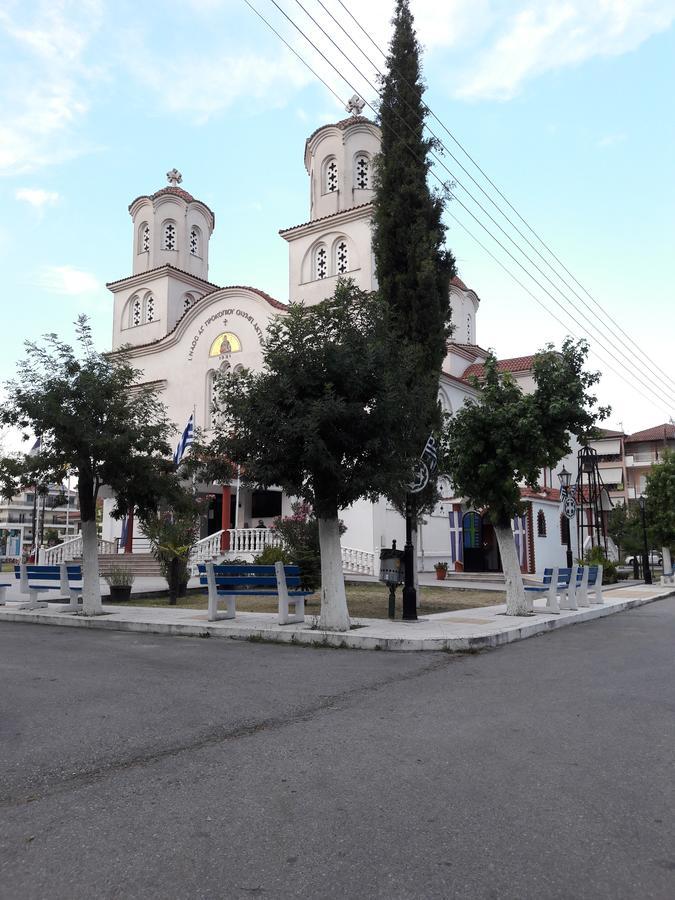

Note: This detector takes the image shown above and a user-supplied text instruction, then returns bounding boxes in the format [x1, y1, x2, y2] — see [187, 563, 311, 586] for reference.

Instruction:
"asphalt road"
[1, 600, 674, 900]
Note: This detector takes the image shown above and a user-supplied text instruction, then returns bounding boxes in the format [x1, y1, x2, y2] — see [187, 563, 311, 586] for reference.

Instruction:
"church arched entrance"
[462, 511, 502, 573]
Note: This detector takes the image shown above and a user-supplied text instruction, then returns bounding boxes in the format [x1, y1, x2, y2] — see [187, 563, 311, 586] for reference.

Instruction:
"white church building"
[101, 104, 578, 577]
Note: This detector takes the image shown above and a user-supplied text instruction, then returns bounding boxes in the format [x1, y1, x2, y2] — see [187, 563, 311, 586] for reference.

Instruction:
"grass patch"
[116, 581, 504, 619]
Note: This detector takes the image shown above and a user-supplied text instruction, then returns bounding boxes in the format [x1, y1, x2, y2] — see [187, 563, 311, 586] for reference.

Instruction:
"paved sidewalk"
[1, 581, 672, 651]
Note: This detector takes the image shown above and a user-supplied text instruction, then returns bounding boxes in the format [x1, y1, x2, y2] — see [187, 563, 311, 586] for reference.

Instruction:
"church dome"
[128, 169, 214, 278]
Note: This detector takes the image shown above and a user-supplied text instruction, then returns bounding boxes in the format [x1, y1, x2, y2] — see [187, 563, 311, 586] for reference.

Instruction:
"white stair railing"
[341, 547, 376, 576]
[227, 527, 282, 555]
[43, 536, 117, 564]
[189, 530, 226, 573]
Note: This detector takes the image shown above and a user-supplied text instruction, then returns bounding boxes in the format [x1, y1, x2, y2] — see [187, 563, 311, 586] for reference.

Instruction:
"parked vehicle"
[625, 551, 662, 567]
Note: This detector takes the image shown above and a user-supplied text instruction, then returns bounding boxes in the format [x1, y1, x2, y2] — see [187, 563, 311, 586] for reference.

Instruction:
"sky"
[1, 0, 674, 448]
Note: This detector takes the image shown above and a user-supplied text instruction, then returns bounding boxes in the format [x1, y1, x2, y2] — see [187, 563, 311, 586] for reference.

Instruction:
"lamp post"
[557, 465, 574, 568]
[638, 495, 652, 585]
[402, 495, 418, 621]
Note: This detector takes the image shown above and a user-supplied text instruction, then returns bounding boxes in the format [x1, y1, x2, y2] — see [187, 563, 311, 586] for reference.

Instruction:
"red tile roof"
[595, 427, 626, 438]
[625, 423, 675, 444]
[106, 263, 221, 291]
[279, 203, 373, 236]
[305, 115, 376, 145]
[451, 275, 468, 291]
[449, 342, 490, 357]
[520, 486, 561, 502]
[128, 186, 215, 224]
[462, 354, 536, 381]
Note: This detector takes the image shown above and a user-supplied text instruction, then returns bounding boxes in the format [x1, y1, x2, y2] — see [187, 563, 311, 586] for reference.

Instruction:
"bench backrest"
[15, 564, 61, 583]
[14, 564, 82, 586]
[586, 565, 599, 586]
[556, 567, 576, 585]
[197, 563, 303, 590]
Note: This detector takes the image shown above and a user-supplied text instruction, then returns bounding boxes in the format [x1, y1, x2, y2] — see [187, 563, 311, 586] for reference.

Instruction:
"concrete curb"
[1, 586, 673, 651]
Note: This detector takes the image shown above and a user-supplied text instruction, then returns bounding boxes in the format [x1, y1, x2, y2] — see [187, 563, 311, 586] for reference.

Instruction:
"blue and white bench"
[574, 565, 603, 607]
[525, 565, 604, 614]
[12, 563, 83, 612]
[0, 579, 11, 605]
[198, 561, 313, 624]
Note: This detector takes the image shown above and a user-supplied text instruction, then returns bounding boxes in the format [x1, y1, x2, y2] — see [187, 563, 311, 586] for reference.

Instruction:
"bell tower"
[279, 96, 381, 306]
[108, 170, 219, 350]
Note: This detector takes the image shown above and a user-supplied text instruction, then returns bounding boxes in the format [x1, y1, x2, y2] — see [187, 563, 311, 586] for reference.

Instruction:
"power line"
[282, 0, 675, 408]
[242, 0, 674, 413]
[331, 0, 675, 394]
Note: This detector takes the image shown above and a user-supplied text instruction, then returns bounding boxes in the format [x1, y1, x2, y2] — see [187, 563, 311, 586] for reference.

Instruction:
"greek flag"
[421, 435, 438, 475]
[173, 414, 194, 467]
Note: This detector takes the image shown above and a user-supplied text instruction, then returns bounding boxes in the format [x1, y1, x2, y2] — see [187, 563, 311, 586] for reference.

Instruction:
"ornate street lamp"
[557, 465, 574, 568]
[638, 495, 652, 585]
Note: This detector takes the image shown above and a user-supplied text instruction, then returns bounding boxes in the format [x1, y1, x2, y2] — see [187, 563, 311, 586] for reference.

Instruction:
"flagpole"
[234, 466, 241, 530]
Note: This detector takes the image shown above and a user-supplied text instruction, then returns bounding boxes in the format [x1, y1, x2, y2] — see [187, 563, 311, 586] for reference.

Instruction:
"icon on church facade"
[209, 332, 241, 357]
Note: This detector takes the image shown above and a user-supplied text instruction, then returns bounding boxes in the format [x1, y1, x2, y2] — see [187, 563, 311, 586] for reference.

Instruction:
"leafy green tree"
[194, 281, 424, 630]
[444, 339, 608, 615]
[646, 449, 675, 575]
[608, 502, 643, 563]
[0, 317, 175, 614]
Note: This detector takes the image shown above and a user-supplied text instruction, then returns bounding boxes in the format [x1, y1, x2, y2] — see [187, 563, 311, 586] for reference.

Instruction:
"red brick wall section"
[526, 503, 535, 574]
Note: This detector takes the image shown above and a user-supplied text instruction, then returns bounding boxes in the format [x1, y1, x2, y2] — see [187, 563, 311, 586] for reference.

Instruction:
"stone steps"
[75, 553, 164, 578]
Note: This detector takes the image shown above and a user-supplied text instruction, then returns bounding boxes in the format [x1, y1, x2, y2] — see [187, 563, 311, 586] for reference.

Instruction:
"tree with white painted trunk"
[196, 281, 424, 631]
[443, 340, 608, 615]
[645, 449, 675, 579]
[0, 316, 175, 615]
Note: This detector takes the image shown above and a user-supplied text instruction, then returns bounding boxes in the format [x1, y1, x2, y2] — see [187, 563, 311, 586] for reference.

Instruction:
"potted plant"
[104, 565, 135, 602]
[434, 561, 449, 581]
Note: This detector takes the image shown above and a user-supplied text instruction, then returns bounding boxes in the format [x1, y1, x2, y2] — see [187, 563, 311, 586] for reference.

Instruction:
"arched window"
[189, 226, 200, 256]
[315, 244, 328, 280]
[162, 221, 177, 251]
[466, 313, 472, 343]
[354, 154, 369, 189]
[233, 364, 244, 374]
[139, 223, 150, 253]
[335, 240, 348, 275]
[324, 158, 338, 193]
[145, 294, 155, 323]
[537, 510, 547, 538]
[183, 293, 195, 313]
[128, 293, 157, 328]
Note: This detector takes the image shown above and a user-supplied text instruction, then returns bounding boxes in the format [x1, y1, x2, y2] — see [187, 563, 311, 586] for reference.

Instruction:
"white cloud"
[597, 132, 627, 148]
[0, 1, 103, 175]
[456, 1, 675, 100]
[36, 266, 102, 296]
[15, 188, 60, 209]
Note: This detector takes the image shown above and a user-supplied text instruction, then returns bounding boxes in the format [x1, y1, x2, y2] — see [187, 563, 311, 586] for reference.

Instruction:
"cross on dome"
[346, 95, 366, 116]
[166, 168, 183, 187]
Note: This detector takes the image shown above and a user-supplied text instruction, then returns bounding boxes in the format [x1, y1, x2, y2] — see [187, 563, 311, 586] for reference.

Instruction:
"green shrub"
[253, 546, 290, 566]
[583, 546, 618, 584]
[104, 564, 135, 587]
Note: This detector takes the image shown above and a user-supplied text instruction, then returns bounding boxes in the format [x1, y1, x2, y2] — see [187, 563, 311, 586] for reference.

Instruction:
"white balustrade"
[341, 546, 376, 576]
[43, 536, 117, 564]
[227, 527, 282, 554]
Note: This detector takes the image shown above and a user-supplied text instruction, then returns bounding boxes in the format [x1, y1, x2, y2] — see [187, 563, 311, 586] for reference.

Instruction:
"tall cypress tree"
[372, 0, 456, 384]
